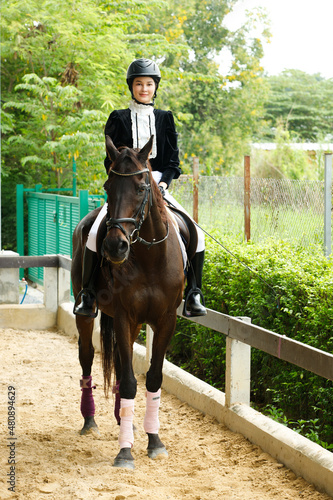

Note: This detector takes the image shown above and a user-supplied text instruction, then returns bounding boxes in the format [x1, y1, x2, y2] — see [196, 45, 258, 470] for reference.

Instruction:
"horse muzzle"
[102, 235, 130, 265]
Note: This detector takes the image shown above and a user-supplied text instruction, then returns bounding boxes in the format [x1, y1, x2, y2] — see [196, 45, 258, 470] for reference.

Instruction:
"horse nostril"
[118, 240, 129, 255]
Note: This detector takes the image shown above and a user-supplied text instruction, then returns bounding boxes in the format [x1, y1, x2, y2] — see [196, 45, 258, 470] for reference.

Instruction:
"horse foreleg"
[144, 389, 168, 459]
[144, 318, 176, 460]
[113, 323, 139, 470]
[77, 316, 99, 435]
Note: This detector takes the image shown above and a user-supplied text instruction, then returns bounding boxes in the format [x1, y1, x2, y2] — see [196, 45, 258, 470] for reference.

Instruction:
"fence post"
[72, 156, 77, 197]
[244, 156, 251, 242]
[16, 184, 25, 279]
[79, 190, 89, 221]
[44, 265, 58, 313]
[58, 261, 71, 305]
[225, 317, 251, 407]
[324, 153, 332, 257]
[193, 157, 199, 223]
[16, 185, 24, 257]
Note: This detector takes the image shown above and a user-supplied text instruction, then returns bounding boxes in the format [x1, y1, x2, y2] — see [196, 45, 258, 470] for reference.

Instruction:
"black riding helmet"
[126, 58, 161, 98]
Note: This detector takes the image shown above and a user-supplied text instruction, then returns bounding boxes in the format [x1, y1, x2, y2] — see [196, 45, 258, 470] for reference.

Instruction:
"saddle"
[96, 205, 197, 264]
[166, 205, 197, 263]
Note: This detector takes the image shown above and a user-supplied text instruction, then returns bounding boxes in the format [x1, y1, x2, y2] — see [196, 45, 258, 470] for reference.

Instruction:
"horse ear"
[138, 135, 154, 164]
[105, 135, 120, 162]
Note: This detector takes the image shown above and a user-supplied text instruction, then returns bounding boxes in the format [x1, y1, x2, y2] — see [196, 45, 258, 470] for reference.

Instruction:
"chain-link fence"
[169, 176, 326, 248]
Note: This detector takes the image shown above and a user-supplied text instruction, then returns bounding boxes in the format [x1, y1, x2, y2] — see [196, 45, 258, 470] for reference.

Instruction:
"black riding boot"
[73, 247, 98, 317]
[184, 250, 207, 317]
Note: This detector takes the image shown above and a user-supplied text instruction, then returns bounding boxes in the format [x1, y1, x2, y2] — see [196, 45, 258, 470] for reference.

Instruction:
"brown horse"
[71, 136, 184, 469]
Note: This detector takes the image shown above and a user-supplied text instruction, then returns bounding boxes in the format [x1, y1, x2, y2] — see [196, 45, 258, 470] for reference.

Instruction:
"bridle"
[105, 166, 169, 248]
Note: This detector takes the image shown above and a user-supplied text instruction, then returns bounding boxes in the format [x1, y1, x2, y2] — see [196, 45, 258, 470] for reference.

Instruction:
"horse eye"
[137, 185, 145, 194]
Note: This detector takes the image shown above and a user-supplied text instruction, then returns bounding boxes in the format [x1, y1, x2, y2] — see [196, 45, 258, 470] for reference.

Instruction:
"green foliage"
[168, 234, 333, 447]
[249, 123, 318, 179]
[1, 0, 270, 250]
[138, 0, 270, 173]
[262, 70, 333, 142]
[3, 73, 105, 188]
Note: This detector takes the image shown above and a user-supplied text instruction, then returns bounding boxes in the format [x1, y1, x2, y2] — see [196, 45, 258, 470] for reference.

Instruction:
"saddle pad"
[167, 208, 187, 271]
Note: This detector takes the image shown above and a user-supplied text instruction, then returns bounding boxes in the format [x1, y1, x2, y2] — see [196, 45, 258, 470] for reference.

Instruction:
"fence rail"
[1, 254, 332, 385]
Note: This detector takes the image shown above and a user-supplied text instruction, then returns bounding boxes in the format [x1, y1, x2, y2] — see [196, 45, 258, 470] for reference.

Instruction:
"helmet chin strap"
[132, 96, 155, 106]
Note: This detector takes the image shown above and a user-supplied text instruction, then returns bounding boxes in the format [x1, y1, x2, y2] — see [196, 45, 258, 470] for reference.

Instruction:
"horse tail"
[100, 312, 116, 398]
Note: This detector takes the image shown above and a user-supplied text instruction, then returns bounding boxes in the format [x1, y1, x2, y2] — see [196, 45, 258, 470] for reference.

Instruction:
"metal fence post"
[79, 190, 89, 221]
[72, 156, 77, 197]
[16, 184, 25, 279]
[244, 156, 251, 242]
[16, 184, 24, 256]
[324, 153, 332, 257]
[193, 157, 199, 223]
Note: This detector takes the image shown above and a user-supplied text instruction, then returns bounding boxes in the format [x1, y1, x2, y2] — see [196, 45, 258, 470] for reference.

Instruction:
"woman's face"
[132, 76, 156, 104]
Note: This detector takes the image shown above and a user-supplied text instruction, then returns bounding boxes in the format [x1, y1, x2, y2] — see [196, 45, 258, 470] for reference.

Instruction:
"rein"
[105, 166, 169, 247]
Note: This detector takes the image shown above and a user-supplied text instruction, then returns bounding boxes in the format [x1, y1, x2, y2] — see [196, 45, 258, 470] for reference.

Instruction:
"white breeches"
[86, 171, 205, 253]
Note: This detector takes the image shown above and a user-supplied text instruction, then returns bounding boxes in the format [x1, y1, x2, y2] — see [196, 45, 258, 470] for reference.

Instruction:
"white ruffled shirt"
[129, 100, 157, 158]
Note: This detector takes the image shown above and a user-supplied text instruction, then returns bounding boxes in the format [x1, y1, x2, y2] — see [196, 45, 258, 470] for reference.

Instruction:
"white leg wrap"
[143, 389, 161, 434]
[119, 399, 135, 449]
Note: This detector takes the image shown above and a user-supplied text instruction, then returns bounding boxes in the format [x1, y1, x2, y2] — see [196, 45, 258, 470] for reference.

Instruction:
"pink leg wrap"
[80, 376, 96, 418]
[144, 389, 161, 434]
[118, 399, 135, 449]
[113, 381, 121, 425]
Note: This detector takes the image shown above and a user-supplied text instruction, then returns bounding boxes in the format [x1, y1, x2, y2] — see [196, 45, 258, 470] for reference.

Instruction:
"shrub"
[168, 234, 333, 448]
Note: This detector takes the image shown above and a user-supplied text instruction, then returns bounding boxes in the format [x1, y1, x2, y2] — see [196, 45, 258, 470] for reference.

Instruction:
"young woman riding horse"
[71, 58, 207, 469]
[74, 58, 206, 319]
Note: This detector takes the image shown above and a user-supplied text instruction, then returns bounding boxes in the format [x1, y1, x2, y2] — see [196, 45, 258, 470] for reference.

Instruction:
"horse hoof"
[80, 417, 100, 436]
[80, 425, 100, 436]
[148, 447, 168, 460]
[113, 458, 135, 470]
[113, 448, 135, 469]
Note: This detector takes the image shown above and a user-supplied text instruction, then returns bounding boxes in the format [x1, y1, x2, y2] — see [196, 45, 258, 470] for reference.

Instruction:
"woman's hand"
[158, 182, 167, 201]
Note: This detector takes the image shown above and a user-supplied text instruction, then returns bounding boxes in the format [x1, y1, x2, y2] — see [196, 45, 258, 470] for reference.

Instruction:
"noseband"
[105, 167, 169, 248]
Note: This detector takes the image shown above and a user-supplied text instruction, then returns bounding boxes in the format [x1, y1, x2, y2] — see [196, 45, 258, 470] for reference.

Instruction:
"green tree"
[262, 70, 333, 142]
[250, 123, 317, 179]
[3, 74, 107, 188]
[143, 0, 270, 173]
[1, 0, 271, 249]
[0, 0, 165, 248]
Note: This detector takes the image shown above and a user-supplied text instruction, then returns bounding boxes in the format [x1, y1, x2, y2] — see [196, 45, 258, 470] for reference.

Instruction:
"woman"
[74, 58, 206, 317]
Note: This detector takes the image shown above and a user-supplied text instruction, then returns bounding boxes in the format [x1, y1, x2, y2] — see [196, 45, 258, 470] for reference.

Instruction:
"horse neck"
[139, 202, 168, 254]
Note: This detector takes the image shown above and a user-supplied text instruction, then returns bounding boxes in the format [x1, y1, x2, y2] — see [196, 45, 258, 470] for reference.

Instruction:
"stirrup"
[183, 287, 206, 317]
[73, 288, 98, 318]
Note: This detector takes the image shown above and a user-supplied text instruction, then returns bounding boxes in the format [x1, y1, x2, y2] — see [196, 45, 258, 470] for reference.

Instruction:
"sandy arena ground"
[0, 327, 331, 500]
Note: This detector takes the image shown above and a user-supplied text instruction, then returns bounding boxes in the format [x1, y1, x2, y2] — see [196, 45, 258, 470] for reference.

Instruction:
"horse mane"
[150, 175, 168, 225]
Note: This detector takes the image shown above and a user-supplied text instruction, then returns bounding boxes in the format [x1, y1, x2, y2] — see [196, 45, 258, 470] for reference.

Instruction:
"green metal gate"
[16, 185, 104, 283]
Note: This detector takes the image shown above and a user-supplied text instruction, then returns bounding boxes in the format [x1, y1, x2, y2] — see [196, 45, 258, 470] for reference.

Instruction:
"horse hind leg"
[112, 345, 121, 426]
[77, 316, 99, 435]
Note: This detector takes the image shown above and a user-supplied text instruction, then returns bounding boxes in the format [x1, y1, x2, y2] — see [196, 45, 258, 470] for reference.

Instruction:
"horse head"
[102, 135, 154, 265]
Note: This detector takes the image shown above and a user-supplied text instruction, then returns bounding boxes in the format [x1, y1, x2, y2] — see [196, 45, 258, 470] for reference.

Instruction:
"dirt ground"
[0, 327, 331, 500]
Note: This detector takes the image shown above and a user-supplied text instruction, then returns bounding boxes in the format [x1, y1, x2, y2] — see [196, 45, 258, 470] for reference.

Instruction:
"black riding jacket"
[104, 108, 181, 187]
